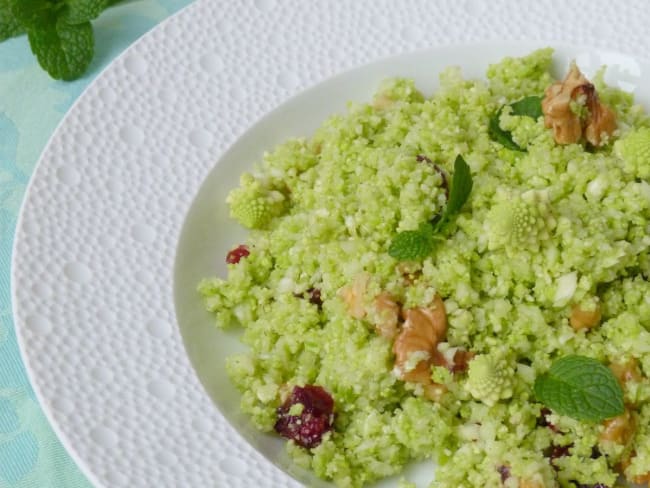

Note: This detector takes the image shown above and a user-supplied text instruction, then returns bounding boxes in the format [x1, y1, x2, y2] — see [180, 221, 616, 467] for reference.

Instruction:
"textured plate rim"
[10, 2, 200, 486]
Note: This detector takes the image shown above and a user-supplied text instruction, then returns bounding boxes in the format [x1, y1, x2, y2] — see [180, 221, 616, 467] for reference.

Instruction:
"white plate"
[11, 1, 650, 487]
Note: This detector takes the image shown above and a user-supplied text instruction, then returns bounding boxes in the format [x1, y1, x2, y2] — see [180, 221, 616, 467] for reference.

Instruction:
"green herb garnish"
[0, 0, 23, 39]
[510, 95, 543, 119]
[387, 223, 434, 261]
[488, 95, 543, 151]
[534, 355, 625, 423]
[388, 155, 473, 261]
[0, 0, 121, 80]
[437, 153, 473, 226]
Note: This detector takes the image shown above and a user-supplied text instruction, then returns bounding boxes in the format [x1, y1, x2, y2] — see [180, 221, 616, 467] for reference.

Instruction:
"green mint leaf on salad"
[439, 154, 473, 223]
[489, 95, 543, 151]
[388, 224, 434, 261]
[510, 95, 543, 119]
[27, 16, 94, 81]
[534, 355, 625, 423]
[488, 107, 524, 151]
[389, 155, 473, 261]
[0, 0, 24, 40]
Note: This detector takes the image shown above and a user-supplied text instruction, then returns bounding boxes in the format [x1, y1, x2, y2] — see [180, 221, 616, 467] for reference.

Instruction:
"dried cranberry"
[537, 407, 561, 433]
[293, 288, 323, 309]
[497, 465, 510, 482]
[307, 288, 323, 308]
[226, 244, 250, 264]
[274, 385, 334, 448]
[548, 444, 572, 468]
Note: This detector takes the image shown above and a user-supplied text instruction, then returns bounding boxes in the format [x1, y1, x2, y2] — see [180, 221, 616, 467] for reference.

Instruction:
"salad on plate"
[198, 48, 650, 488]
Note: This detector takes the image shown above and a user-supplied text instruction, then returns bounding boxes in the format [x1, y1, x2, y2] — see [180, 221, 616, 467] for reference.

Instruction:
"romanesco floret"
[464, 353, 514, 406]
[614, 127, 650, 179]
[227, 173, 288, 229]
[486, 189, 555, 251]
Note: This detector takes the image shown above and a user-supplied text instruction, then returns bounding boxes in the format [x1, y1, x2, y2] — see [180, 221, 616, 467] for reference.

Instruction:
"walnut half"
[392, 294, 449, 402]
[542, 62, 617, 146]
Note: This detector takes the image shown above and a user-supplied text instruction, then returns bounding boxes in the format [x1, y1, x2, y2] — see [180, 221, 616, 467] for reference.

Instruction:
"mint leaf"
[388, 228, 434, 261]
[0, 0, 24, 40]
[488, 108, 523, 151]
[61, 0, 108, 24]
[389, 155, 472, 261]
[9, 0, 52, 29]
[510, 95, 543, 119]
[27, 16, 94, 80]
[444, 155, 473, 217]
[534, 355, 624, 423]
[488, 96, 543, 151]
[433, 154, 473, 233]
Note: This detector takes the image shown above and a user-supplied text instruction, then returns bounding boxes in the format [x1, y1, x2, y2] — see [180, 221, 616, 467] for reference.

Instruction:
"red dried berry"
[293, 288, 323, 309]
[538, 407, 561, 433]
[226, 244, 250, 264]
[307, 288, 323, 308]
[274, 385, 334, 448]
[548, 444, 572, 468]
[497, 465, 510, 483]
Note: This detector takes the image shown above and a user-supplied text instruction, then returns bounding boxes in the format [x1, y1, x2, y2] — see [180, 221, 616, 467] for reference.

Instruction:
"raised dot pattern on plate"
[10, 0, 649, 487]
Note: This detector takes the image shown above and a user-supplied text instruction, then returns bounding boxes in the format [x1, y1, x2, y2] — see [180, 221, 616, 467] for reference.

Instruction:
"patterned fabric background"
[0, 1, 192, 485]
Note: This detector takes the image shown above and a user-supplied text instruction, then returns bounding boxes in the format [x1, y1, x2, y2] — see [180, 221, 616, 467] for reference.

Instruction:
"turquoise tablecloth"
[0, 2, 192, 486]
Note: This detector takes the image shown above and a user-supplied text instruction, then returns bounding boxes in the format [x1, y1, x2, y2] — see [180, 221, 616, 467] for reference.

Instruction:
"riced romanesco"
[485, 189, 556, 251]
[464, 353, 514, 406]
[227, 173, 288, 229]
[614, 127, 650, 179]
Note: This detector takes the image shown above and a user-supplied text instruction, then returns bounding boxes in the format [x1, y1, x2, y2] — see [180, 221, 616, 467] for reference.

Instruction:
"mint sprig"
[534, 355, 624, 423]
[489, 107, 523, 151]
[510, 95, 543, 119]
[388, 223, 434, 261]
[1, 0, 119, 80]
[0, 0, 23, 40]
[436, 154, 473, 228]
[27, 16, 94, 81]
[60, 0, 108, 24]
[488, 95, 543, 151]
[388, 155, 473, 261]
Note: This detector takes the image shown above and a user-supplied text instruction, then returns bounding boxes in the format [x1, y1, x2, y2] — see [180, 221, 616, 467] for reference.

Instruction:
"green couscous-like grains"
[199, 48, 650, 487]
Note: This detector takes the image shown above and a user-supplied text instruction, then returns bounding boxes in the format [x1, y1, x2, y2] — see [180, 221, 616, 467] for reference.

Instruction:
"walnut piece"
[393, 295, 449, 400]
[339, 273, 369, 319]
[620, 452, 650, 485]
[341, 280, 465, 402]
[610, 358, 643, 387]
[519, 480, 545, 488]
[569, 302, 602, 331]
[542, 62, 617, 146]
[371, 292, 400, 340]
[599, 408, 636, 445]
